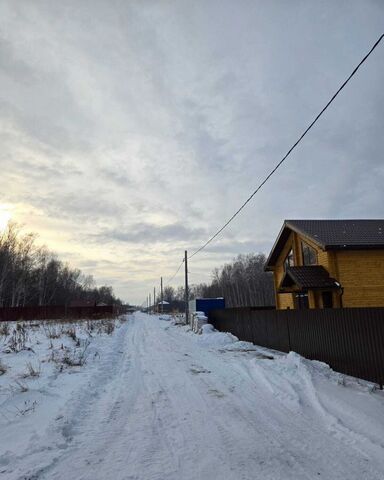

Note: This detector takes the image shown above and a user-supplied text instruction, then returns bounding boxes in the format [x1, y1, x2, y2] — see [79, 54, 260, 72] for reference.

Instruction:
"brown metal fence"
[209, 307, 384, 388]
[0, 305, 122, 322]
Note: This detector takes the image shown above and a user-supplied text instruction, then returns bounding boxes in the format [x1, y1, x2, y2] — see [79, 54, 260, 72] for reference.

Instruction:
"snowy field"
[1, 312, 384, 480]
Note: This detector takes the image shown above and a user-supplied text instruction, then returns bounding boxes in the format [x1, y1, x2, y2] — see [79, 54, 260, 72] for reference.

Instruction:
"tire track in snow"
[8, 313, 384, 480]
[44, 319, 147, 479]
[159, 319, 384, 479]
[136, 319, 324, 479]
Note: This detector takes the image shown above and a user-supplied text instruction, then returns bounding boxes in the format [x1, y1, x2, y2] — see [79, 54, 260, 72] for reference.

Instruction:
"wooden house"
[265, 220, 384, 309]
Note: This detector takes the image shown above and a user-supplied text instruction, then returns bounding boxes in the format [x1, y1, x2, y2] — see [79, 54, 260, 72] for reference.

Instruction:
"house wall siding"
[335, 250, 384, 307]
[277, 292, 294, 309]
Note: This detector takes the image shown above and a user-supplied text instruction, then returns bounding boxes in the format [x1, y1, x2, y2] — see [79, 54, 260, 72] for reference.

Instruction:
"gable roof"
[265, 219, 384, 270]
[279, 266, 340, 291]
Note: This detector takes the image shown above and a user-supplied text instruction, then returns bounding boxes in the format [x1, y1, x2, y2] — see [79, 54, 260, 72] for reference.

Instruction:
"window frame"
[284, 248, 294, 271]
[301, 241, 318, 266]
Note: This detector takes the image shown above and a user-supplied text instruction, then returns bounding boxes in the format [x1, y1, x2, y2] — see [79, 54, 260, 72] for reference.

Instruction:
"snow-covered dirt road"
[2, 312, 384, 480]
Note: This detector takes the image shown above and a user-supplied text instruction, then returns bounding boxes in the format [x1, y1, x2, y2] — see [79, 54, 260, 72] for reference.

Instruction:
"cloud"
[94, 222, 207, 244]
[0, 0, 383, 303]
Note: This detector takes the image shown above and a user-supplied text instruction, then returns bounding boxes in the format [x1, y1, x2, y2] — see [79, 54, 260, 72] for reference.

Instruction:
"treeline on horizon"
[159, 253, 275, 308]
[0, 222, 122, 308]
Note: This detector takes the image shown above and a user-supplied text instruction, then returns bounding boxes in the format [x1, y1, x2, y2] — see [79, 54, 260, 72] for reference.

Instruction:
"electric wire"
[188, 34, 384, 260]
[165, 258, 184, 285]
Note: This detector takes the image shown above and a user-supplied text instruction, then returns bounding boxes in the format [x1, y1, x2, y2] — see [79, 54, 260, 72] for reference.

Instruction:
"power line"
[165, 258, 184, 285]
[188, 34, 384, 260]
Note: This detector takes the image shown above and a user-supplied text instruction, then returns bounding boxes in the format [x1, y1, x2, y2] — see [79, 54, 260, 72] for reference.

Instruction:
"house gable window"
[284, 248, 294, 270]
[302, 242, 317, 266]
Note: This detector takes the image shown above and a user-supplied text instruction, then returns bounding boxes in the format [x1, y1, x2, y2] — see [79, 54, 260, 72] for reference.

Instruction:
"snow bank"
[191, 324, 259, 352]
[247, 349, 384, 449]
[201, 324, 216, 334]
[220, 340, 259, 352]
[194, 324, 266, 352]
[195, 323, 238, 347]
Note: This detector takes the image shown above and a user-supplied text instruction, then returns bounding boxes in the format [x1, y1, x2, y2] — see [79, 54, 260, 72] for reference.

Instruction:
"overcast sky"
[0, 0, 383, 304]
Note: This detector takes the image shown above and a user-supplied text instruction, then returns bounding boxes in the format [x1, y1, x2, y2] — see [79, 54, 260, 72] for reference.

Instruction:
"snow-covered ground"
[1, 312, 384, 480]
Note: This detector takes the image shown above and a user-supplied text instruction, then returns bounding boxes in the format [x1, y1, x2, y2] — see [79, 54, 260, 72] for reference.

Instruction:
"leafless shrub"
[97, 319, 115, 335]
[29, 322, 41, 329]
[0, 360, 7, 375]
[21, 361, 41, 378]
[49, 345, 67, 364]
[104, 320, 115, 335]
[14, 400, 38, 416]
[84, 318, 115, 336]
[64, 326, 77, 342]
[49, 348, 58, 363]
[43, 324, 62, 339]
[85, 319, 96, 336]
[62, 340, 90, 367]
[50, 338, 91, 369]
[0, 322, 10, 337]
[7, 324, 29, 352]
[12, 380, 29, 393]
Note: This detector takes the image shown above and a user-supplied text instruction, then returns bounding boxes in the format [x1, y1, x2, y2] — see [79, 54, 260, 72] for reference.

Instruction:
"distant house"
[265, 220, 384, 309]
[156, 300, 187, 313]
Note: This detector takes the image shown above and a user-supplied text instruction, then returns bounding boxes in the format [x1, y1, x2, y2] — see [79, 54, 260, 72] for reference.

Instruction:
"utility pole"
[160, 276, 164, 314]
[184, 250, 189, 325]
[149, 293, 151, 314]
[154, 287, 156, 314]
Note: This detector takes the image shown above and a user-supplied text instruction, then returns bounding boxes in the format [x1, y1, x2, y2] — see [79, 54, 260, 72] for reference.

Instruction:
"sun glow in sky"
[0, 206, 11, 231]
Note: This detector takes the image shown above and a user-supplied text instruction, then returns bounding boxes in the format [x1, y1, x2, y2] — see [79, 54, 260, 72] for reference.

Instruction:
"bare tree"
[0, 222, 122, 307]
[179, 253, 274, 308]
[163, 286, 175, 303]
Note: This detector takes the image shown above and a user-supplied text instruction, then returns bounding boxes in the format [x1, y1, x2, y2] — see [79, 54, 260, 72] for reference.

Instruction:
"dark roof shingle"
[286, 219, 384, 249]
[266, 219, 384, 269]
[279, 266, 339, 291]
